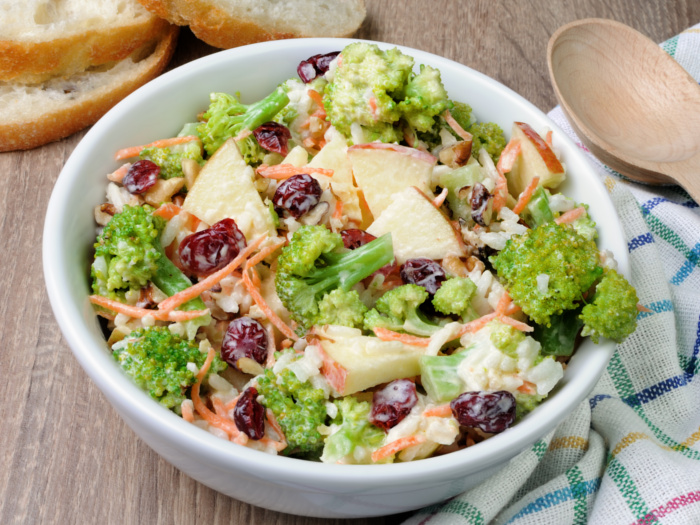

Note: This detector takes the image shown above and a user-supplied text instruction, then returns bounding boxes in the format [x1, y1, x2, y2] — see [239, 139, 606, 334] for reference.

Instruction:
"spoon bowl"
[547, 18, 700, 202]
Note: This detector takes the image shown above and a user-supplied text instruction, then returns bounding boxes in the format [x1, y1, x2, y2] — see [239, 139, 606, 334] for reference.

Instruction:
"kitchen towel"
[404, 23, 700, 525]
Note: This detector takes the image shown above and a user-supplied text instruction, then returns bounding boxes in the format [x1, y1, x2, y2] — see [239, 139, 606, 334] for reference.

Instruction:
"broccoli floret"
[448, 101, 473, 130]
[432, 277, 478, 321]
[469, 121, 506, 162]
[275, 225, 394, 330]
[320, 397, 385, 464]
[139, 140, 203, 180]
[324, 43, 451, 144]
[490, 222, 603, 326]
[580, 269, 638, 343]
[256, 364, 327, 456]
[197, 84, 290, 161]
[490, 321, 527, 357]
[112, 327, 226, 409]
[364, 284, 441, 337]
[91, 204, 211, 335]
[317, 288, 368, 329]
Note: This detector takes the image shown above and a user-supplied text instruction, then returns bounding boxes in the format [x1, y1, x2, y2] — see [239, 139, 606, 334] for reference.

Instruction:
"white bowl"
[43, 38, 625, 518]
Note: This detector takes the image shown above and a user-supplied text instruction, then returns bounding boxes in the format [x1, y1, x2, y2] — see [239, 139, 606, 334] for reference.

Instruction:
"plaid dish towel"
[405, 24, 700, 525]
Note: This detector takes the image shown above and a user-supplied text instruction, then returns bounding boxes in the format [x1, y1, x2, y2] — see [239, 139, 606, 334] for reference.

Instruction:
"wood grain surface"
[1, 2, 698, 524]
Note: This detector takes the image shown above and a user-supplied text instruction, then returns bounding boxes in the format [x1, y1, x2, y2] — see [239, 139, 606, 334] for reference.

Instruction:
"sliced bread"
[136, 0, 366, 49]
[0, 26, 179, 152]
[0, 0, 172, 83]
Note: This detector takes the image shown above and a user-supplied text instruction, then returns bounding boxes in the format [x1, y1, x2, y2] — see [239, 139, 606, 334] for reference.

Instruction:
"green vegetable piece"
[524, 186, 554, 228]
[580, 269, 638, 343]
[533, 308, 584, 357]
[197, 84, 290, 161]
[419, 349, 471, 404]
[490, 321, 527, 358]
[257, 363, 328, 456]
[275, 225, 394, 330]
[514, 392, 546, 420]
[139, 140, 203, 180]
[320, 397, 385, 464]
[432, 277, 477, 321]
[363, 284, 441, 337]
[439, 159, 485, 221]
[491, 222, 603, 326]
[317, 288, 368, 329]
[469, 121, 506, 162]
[112, 327, 226, 409]
[397, 64, 451, 133]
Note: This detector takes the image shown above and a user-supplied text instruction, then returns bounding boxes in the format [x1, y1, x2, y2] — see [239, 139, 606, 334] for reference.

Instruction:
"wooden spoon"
[547, 18, 700, 203]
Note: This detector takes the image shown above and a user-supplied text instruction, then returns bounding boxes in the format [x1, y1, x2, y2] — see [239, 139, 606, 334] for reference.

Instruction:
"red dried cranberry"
[470, 182, 491, 226]
[123, 159, 159, 194]
[400, 258, 447, 294]
[341, 228, 377, 250]
[450, 391, 516, 434]
[369, 379, 418, 431]
[179, 218, 247, 276]
[253, 122, 291, 156]
[221, 317, 268, 369]
[273, 173, 322, 219]
[234, 387, 266, 440]
[297, 51, 340, 83]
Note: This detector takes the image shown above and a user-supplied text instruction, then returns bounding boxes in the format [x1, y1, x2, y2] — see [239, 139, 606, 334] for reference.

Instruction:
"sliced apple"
[347, 142, 436, 219]
[316, 326, 428, 396]
[282, 145, 309, 167]
[506, 122, 566, 197]
[367, 186, 464, 264]
[182, 138, 275, 239]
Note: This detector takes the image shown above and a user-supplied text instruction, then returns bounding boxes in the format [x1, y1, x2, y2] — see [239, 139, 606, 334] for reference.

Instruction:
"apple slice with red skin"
[506, 122, 566, 197]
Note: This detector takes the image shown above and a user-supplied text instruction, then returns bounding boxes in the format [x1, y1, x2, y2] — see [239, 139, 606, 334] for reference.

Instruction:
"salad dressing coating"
[89, 43, 638, 463]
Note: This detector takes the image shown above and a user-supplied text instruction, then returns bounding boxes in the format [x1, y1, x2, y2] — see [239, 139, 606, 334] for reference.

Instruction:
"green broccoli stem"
[314, 233, 393, 291]
[237, 84, 290, 131]
[151, 239, 208, 314]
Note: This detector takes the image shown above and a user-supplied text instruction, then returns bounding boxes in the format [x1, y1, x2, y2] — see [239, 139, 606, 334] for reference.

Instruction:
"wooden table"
[2, 2, 697, 523]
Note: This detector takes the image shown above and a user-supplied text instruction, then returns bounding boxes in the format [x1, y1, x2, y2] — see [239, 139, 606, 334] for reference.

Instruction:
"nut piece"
[181, 158, 201, 190]
[439, 140, 473, 168]
[142, 177, 186, 207]
[94, 203, 117, 226]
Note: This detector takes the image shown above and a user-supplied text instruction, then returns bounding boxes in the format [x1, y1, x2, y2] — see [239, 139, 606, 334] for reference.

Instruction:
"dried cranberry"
[470, 182, 491, 226]
[341, 228, 377, 250]
[450, 391, 516, 434]
[179, 218, 247, 276]
[123, 159, 159, 194]
[221, 317, 268, 369]
[297, 51, 340, 83]
[253, 122, 291, 156]
[369, 379, 418, 431]
[234, 387, 266, 440]
[273, 174, 322, 219]
[400, 258, 447, 294]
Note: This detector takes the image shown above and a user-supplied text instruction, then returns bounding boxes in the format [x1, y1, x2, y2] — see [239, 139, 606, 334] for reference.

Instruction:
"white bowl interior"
[43, 38, 625, 518]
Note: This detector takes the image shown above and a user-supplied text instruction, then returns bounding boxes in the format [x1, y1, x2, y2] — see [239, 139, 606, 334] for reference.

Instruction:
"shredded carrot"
[261, 409, 288, 452]
[332, 199, 344, 221]
[317, 345, 348, 394]
[153, 202, 182, 220]
[372, 327, 431, 347]
[371, 435, 427, 462]
[512, 176, 541, 215]
[308, 89, 324, 109]
[423, 404, 452, 418]
[107, 163, 131, 183]
[492, 169, 509, 212]
[281, 339, 293, 349]
[442, 110, 473, 142]
[114, 135, 199, 160]
[89, 295, 209, 321]
[495, 292, 513, 316]
[457, 312, 499, 336]
[555, 206, 587, 225]
[517, 381, 537, 395]
[256, 163, 334, 180]
[496, 139, 521, 174]
[498, 315, 534, 332]
[224, 394, 242, 412]
[181, 400, 195, 423]
[157, 235, 266, 313]
[545, 130, 554, 148]
[212, 396, 228, 418]
[432, 187, 448, 208]
[265, 324, 277, 367]
[241, 240, 299, 341]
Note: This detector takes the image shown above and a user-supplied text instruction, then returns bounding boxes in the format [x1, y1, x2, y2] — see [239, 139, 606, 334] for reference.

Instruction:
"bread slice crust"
[137, 0, 366, 49]
[0, 16, 172, 83]
[0, 26, 179, 152]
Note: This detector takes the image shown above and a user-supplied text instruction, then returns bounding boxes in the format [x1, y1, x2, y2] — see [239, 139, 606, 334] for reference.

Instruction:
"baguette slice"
[0, 0, 172, 83]
[0, 27, 179, 152]
[137, 0, 366, 49]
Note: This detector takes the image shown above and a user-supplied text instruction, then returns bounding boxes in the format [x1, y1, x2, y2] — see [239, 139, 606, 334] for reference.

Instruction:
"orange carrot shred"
[512, 176, 541, 215]
[308, 89, 324, 109]
[181, 401, 195, 423]
[332, 199, 344, 221]
[157, 235, 266, 313]
[256, 163, 334, 180]
[423, 404, 452, 418]
[442, 110, 472, 142]
[114, 135, 199, 160]
[107, 163, 131, 183]
[555, 206, 587, 225]
[153, 202, 182, 220]
[89, 295, 209, 321]
[372, 327, 431, 347]
[498, 315, 534, 332]
[496, 139, 521, 174]
[517, 381, 537, 395]
[371, 435, 427, 462]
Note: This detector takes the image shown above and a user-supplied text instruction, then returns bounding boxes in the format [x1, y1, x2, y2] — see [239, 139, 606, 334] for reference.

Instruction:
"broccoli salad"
[89, 42, 639, 463]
